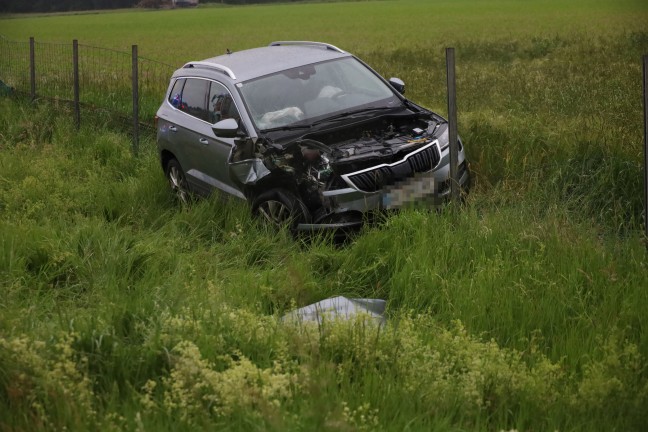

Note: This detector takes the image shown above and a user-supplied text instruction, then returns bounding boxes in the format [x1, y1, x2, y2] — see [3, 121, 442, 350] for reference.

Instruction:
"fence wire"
[0, 36, 30, 90]
[0, 36, 175, 136]
[78, 44, 133, 114]
[35, 40, 74, 101]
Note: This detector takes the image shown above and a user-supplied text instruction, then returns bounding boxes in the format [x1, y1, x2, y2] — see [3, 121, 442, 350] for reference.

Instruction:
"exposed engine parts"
[256, 113, 444, 186]
[227, 112, 448, 222]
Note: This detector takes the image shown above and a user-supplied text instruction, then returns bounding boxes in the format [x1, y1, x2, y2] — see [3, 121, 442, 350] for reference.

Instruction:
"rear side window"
[168, 79, 186, 108]
[179, 79, 210, 121]
[168, 78, 210, 122]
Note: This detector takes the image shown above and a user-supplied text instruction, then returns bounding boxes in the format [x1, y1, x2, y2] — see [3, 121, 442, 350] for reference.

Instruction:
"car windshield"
[238, 57, 400, 131]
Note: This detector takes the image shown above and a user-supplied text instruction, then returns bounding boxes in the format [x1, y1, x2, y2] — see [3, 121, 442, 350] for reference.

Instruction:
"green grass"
[1, 100, 647, 431]
[1, 0, 646, 56]
[1, 0, 648, 430]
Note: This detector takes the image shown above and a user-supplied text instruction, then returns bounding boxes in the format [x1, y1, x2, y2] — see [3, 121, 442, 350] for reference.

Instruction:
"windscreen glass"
[239, 57, 399, 130]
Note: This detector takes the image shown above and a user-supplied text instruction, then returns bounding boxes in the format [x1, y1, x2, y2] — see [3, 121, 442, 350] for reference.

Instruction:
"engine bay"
[271, 112, 443, 172]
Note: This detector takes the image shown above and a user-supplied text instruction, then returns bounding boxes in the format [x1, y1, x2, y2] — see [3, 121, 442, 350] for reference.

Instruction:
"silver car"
[156, 41, 470, 233]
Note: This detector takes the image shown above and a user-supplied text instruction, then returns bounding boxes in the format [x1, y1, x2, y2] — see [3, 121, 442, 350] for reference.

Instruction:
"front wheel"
[165, 159, 190, 205]
[251, 188, 311, 233]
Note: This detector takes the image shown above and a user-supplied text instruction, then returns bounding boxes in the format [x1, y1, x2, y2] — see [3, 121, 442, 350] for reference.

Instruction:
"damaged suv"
[156, 41, 470, 233]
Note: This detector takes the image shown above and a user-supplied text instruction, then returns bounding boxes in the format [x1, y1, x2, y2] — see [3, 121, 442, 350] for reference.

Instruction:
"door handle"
[199, 138, 209, 145]
[169, 125, 177, 132]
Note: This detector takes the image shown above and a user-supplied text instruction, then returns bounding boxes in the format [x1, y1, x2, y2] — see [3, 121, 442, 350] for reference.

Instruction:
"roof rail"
[182, 61, 236, 80]
[269, 41, 345, 54]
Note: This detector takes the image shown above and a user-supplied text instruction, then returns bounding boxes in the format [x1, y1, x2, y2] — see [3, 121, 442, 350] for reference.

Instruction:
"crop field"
[1, 0, 648, 430]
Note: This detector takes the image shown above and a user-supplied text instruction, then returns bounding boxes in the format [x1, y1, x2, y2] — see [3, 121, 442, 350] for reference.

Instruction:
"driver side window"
[208, 81, 241, 125]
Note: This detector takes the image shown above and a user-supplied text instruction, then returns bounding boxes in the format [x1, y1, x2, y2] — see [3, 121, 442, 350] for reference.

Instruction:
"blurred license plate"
[381, 173, 438, 209]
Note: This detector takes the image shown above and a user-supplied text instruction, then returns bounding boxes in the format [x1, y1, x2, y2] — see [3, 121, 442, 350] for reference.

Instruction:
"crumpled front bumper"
[295, 152, 470, 232]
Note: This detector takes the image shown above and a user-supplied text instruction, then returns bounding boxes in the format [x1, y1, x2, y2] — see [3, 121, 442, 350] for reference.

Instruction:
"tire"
[165, 159, 190, 205]
[251, 188, 311, 233]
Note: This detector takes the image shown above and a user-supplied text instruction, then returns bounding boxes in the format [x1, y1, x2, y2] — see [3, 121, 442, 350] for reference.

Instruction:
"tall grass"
[1, 0, 648, 430]
[1, 97, 647, 430]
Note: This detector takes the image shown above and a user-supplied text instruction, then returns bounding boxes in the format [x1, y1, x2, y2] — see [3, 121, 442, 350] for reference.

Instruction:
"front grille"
[408, 145, 440, 171]
[347, 167, 393, 192]
[343, 143, 441, 192]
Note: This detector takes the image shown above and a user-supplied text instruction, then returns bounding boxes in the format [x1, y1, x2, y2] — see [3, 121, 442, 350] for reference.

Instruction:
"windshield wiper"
[260, 124, 312, 133]
[311, 106, 401, 126]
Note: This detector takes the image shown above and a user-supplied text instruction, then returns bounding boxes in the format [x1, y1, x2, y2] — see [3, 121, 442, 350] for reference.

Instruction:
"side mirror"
[212, 118, 239, 138]
[389, 77, 405, 95]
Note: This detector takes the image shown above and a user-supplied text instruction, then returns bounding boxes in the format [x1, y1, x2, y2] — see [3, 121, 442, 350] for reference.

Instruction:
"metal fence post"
[73, 40, 80, 130]
[132, 44, 139, 156]
[29, 37, 36, 101]
[643, 54, 648, 251]
[446, 47, 459, 203]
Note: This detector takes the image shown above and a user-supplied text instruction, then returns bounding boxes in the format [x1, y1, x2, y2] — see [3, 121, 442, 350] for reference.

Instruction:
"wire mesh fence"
[0, 35, 175, 150]
[139, 53, 174, 121]
[78, 43, 133, 114]
[36, 39, 74, 101]
[0, 36, 30, 90]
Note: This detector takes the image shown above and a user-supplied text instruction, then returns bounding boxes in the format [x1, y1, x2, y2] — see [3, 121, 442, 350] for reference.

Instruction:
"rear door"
[161, 77, 213, 195]
[171, 78, 211, 194]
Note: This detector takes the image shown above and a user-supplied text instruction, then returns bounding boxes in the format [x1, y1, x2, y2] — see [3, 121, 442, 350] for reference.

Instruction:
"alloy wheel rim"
[168, 166, 188, 204]
[258, 200, 292, 226]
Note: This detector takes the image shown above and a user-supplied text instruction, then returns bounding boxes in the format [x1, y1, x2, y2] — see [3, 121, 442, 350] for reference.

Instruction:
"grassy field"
[1, 0, 648, 430]
[1, 0, 646, 55]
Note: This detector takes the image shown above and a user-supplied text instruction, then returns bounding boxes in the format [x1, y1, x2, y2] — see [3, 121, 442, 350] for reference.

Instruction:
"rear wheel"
[165, 159, 190, 204]
[251, 188, 310, 233]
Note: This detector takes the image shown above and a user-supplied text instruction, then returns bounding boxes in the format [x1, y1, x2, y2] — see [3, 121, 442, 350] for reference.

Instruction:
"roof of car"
[178, 43, 352, 83]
